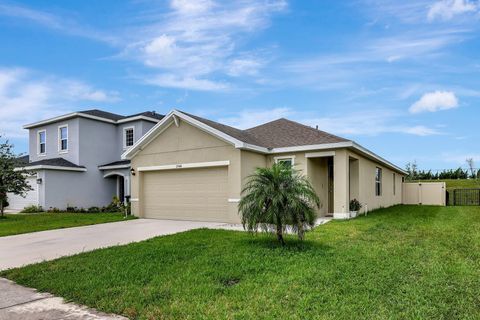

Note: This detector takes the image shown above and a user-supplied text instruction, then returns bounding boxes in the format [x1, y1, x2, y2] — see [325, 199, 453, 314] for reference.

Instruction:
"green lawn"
[0, 213, 133, 237]
[2, 205, 480, 319]
[414, 179, 480, 190]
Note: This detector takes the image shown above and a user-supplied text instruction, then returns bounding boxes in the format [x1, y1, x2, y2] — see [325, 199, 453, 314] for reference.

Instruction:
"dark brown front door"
[328, 157, 334, 213]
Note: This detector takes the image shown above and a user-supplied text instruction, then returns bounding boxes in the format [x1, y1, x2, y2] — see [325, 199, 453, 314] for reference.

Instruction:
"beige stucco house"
[123, 110, 406, 223]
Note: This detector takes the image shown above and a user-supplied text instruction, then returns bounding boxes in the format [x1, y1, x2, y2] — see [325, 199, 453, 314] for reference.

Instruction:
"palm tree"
[239, 162, 320, 245]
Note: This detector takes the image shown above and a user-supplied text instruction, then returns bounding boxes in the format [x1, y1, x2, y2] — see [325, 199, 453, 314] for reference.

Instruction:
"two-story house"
[7, 109, 164, 210]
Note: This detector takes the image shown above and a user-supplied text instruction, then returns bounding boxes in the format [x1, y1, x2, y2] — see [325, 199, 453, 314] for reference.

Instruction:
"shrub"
[349, 199, 362, 211]
[21, 205, 44, 213]
[239, 163, 320, 244]
[47, 207, 61, 213]
[87, 206, 100, 213]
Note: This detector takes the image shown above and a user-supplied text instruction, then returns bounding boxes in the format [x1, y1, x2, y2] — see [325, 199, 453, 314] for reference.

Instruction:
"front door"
[328, 157, 334, 213]
[118, 176, 125, 202]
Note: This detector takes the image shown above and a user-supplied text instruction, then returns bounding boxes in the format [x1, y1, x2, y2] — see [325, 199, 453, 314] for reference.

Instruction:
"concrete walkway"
[0, 278, 126, 320]
[0, 218, 233, 271]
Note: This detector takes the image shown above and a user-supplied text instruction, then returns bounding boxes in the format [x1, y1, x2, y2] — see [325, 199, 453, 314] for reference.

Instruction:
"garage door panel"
[7, 176, 38, 210]
[143, 166, 229, 222]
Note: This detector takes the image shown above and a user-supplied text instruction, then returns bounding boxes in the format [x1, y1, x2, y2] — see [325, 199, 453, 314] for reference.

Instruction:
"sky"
[0, 0, 479, 171]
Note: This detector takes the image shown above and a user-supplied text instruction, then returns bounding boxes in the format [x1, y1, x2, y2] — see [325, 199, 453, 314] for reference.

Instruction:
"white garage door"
[143, 166, 229, 222]
[7, 176, 38, 210]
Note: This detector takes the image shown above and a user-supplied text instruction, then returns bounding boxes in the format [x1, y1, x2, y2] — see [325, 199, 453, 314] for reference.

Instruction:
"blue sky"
[0, 0, 479, 171]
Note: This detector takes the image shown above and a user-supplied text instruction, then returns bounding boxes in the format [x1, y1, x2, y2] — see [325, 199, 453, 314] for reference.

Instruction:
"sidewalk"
[0, 278, 126, 320]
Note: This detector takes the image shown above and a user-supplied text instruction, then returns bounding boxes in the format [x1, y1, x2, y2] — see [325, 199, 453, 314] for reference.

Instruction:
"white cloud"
[409, 91, 459, 113]
[145, 74, 228, 91]
[0, 3, 117, 44]
[123, 0, 286, 90]
[227, 58, 263, 77]
[402, 125, 441, 136]
[428, 0, 478, 21]
[303, 111, 441, 136]
[170, 0, 215, 15]
[0, 67, 119, 138]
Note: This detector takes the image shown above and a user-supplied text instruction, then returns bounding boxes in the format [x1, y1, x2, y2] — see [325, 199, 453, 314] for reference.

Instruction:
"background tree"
[405, 161, 418, 181]
[238, 163, 320, 245]
[466, 158, 476, 179]
[0, 136, 32, 217]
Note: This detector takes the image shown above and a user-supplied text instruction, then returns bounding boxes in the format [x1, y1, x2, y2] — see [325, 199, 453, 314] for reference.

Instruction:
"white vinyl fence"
[402, 182, 446, 206]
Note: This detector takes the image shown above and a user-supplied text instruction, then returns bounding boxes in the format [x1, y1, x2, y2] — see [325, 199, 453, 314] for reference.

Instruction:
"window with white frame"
[123, 127, 134, 148]
[275, 156, 294, 168]
[38, 130, 46, 155]
[375, 167, 382, 196]
[59, 125, 68, 152]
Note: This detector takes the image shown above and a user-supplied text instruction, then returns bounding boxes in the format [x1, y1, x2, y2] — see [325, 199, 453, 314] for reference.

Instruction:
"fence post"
[453, 189, 456, 206]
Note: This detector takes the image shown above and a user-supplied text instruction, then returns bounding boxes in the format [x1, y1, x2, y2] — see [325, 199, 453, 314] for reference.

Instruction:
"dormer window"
[123, 127, 135, 149]
[59, 125, 68, 152]
[38, 130, 46, 155]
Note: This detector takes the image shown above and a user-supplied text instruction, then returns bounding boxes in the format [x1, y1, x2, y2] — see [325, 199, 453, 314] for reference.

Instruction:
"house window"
[275, 156, 295, 168]
[38, 130, 46, 155]
[375, 167, 382, 196]
[123, 127, 134, 148]
[59, 125, 68, 152]
[393, 173, 396, 195]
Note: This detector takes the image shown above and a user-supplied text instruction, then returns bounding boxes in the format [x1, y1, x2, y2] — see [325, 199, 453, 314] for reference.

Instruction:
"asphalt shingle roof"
[15, 155, 30, 167]
[24, 158, 85, 169]
[246, 118, 349, 148]
[98, 160, 131, 168]
[179, 111, 349, 149]
[181, 111, 266, 147]
[80, 109, 126, 121]
[79, 109, 164, 122]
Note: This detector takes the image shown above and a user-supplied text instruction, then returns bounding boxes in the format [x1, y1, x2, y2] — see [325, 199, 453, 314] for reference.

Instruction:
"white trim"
[116, 115, 161, 124]
[271, 142, 352, 154]
[15, 165, 87, 172]
[333, 212, 350, 220]
[58, 124, 68, 153]
[274, 155, 296, 165]
[24, 112, 117, 129]
[228, 198, 241, 203]
[130, 198, 139, 202]
[37, 129, 46, 156]
[98, 164, 130, 170]
[138, 160, 230, 172]
[125, 176, 130, 197]
[123, 126, 135, 150]
[305, 151, 336, 158]
[103, 171, 127, 178]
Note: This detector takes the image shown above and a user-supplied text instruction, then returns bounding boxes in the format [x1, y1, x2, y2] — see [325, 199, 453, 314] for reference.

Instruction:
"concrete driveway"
[0, 219, 235, 271]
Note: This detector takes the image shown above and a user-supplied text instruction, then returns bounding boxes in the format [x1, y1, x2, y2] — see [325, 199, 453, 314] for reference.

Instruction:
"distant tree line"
[405, 159, 480, 181]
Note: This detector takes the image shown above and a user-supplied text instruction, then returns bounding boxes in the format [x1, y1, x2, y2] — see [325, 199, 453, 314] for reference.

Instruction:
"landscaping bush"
[87, 206, 100, 213]
[349, 199, 362, 211]
[21, 205, 44, 213]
